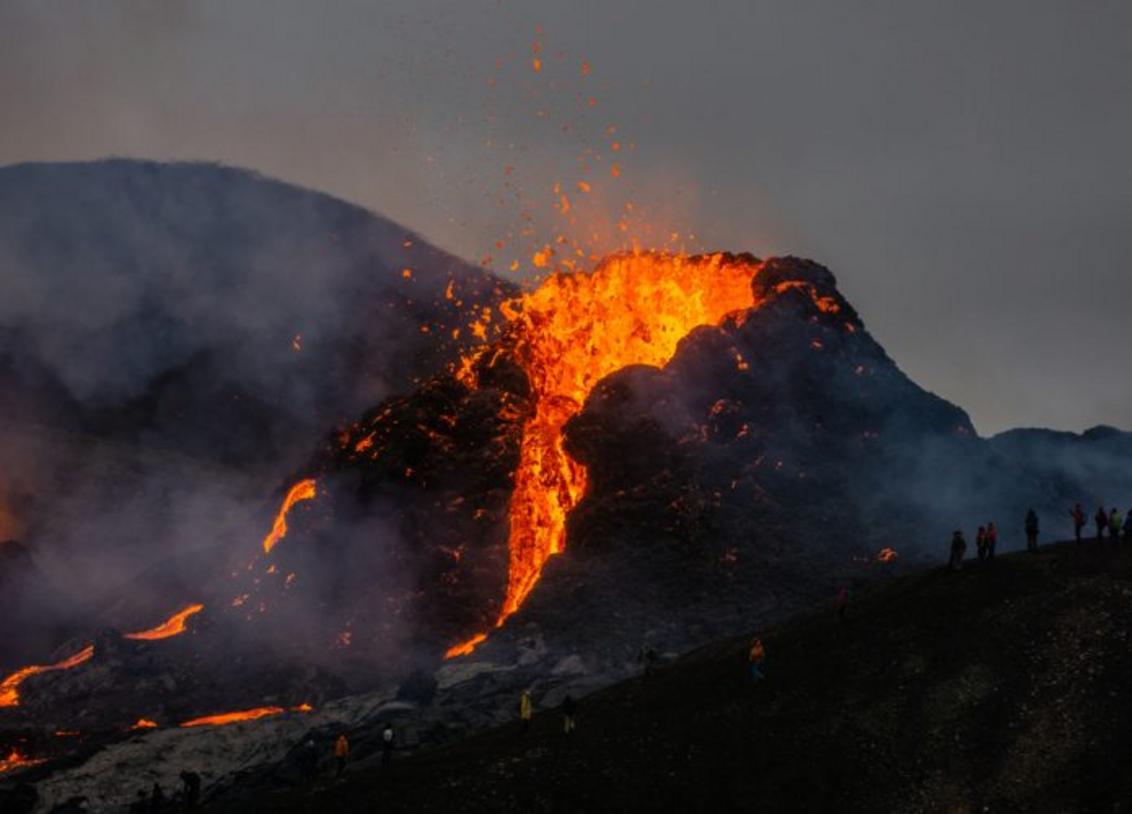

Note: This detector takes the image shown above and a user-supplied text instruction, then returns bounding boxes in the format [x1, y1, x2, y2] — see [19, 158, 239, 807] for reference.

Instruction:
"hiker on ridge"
[1110, 508, 1124, 542]
[1025, 509, 1040, 552]
[1096, 506, 1108, 540]
[976, 526, 988, 562]
[1070, 503, 1086, 543]
[987, 522, 999, 561]
[949, 530, 967, 570]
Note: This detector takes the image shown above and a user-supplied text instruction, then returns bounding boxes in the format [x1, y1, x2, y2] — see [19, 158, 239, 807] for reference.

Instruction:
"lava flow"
[262, 478, 317, 553]
[447, 252, 764, 657]
[179, 704, 312, 728]
[0, 645, 94, 707]
[124, 603, 205, 640]
[0, 748, 46, 774]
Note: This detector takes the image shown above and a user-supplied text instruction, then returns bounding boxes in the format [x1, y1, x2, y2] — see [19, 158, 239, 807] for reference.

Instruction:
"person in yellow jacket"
[519, 689, 533, 733]
[333, 733, 349, 777]
[1111, 508, 1125, 542]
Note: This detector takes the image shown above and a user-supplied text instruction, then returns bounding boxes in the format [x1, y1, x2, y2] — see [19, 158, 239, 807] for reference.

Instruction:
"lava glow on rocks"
[446, 252, 764, 657]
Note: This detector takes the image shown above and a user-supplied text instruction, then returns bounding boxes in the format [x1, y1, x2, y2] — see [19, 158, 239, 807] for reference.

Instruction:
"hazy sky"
[2, 0, 1130, 434]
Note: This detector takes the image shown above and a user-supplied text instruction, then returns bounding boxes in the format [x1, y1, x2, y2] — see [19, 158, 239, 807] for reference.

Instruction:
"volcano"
[1, 163, 1129, 811]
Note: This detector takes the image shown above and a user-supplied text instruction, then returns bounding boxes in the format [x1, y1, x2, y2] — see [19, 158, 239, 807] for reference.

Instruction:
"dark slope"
[231, 540, 1132, 814]
[0, 159, 511, 664]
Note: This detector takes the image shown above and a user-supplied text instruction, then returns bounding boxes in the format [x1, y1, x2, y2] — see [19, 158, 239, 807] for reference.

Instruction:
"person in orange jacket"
[333, 733, 349, 777]
[748, 637, 766, 682]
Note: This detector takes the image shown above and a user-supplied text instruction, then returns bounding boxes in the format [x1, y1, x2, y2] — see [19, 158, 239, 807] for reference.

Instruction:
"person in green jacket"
[1110, 508, 1125, 542]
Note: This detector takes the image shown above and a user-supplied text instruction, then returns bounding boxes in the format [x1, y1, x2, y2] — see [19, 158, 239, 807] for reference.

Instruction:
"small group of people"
[947, 521, 1000, 569]
[1069, 503, 1132, 543]
[518, 689, 578, 735]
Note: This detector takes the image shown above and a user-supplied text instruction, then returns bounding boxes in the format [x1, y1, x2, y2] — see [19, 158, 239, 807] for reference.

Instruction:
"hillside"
[0, 159, 509, 665]
[223, 539, 1132, 813]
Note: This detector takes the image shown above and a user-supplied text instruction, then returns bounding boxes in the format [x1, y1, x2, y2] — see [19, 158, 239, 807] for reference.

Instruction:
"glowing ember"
[447, 253, 764, 656]
[0, 645, 94, 708]
[124, 603, 204, 640]
[876, 547, 898, 563]
[130, 718, 159, 730]
[179, 704, 312, 728]
[262, 479, 317, 554]
[0, 748, 46, 774]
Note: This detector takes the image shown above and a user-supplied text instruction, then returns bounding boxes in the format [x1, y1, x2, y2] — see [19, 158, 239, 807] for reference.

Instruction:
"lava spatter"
[447, 252, 765, 656]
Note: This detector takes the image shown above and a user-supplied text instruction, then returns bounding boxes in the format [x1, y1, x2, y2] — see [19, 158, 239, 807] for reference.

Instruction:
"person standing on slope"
[519, 689, 533, 734]
[1096, 506, 1108, 540]
[748, 637, 767, 681]
[1025, 509, 1040, 552]
[381, 724, 395, 766]
[1110, 508, 1124, 543]
[976, 526, 989, 562]
[987, 522, 999, 561]
[1070, 504, 1086, 543]
[949, 530, 967, 570]
[561, 695, 578, 734]
[1125, 509, 1132, 542]
[333, 733, 349, 777]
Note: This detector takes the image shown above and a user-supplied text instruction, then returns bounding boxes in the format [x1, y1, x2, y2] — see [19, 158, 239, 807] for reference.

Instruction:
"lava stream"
[124, 603, 205, 640]
[178, 704, 312, 728]
[0, 645, 95, 708]
[262, 478, 317, 553]
[448, 253, 764, 656]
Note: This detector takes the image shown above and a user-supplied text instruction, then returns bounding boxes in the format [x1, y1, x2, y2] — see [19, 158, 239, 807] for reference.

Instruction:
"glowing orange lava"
[124, 603, 205, 640]
[262, 479, 317, 554]
[0, 645, 94, 708]
[178, 704, 312, 728]
[0, 748, 46, 774]
[130, 718, 159, 730]
[447, 252, 764, 656]
[876, 547, 898, 563]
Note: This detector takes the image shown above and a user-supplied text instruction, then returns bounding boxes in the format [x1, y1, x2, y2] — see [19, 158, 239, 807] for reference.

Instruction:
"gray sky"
[2, 0, 1130, 434]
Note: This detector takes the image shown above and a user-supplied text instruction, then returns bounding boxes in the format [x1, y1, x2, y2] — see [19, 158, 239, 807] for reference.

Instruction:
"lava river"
[447, 252, 765, 656]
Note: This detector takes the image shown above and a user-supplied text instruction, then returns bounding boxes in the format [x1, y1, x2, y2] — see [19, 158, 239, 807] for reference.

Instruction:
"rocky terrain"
[2, 162, 1130, 812]
[206, 539, 1132, 814]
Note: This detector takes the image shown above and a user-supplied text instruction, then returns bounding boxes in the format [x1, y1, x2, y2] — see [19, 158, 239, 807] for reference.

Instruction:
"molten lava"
[262, 478, 317, 554]
[124, 603, 205, 640]
[178, 703, 312, 728]
[0, 645, 94, 708]
[130, 718, 159, 730]
[0, 748, 46, 774]
[448, 252, 764, 656]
